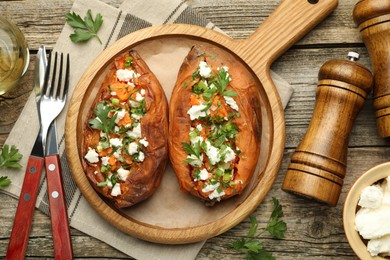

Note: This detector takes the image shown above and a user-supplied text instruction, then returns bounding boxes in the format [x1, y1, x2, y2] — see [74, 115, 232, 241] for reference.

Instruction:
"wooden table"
[0, 0, 383, 259]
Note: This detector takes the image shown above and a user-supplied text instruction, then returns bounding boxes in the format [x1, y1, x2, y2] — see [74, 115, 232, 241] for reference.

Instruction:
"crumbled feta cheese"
[109, 138, 122, 147]
[199, 61, 212, 78]
[101, 156, 110, 166]
[129, 100, 140, 107]
[117, 167, 130, 181]
[114, 126, 120, 132]
[140, 89, 146, 95]
[355, 177, 390, 256]
[139, 138, 149, 147]
[223, 146, 236, 163]
[94, 171, 98, 175]
[358, 185, 384, 209]
[190, 136, 204, 145]
[127, 124, 142, 139]
[113, 150, 122, 159]
[202, 182, 220, 193]
[187, 104, 208, 120]
[196, 124, 203, 131]
[224, 96, 239, 111]
[199, 168, 209, 181]
[110, 183, 121, 196]
[107, 175, 113, 188]
[128, 142, 139, 155]
[208, 189, 226, 200]
[116, 69, 140, 82]
[355, 205, 390, 240]
[205, 141, 220, 165]
[111, 91, 117, 96]
[131, 113, 143, 120]
[135, 93, 144, 101]
[84, 147, 99, 163]
[367, 235, 390, 256]
[115, 109, 126, 124]
[138, 151, 145, 162]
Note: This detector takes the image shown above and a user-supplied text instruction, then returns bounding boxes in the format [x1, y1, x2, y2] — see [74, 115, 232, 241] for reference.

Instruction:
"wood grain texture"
[1, 0, 390, 259]
[353, 1, 390, 138]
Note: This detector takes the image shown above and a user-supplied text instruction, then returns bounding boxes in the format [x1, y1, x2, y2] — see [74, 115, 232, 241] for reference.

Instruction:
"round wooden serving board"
[65, 0, 338, 244]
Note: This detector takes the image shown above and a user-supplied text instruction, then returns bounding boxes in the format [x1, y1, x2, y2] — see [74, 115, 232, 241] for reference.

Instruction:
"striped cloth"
[2, 0, 293, 259]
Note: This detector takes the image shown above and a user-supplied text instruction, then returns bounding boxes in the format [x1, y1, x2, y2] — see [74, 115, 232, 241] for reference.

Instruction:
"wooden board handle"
[45, 154, 73, 260]
[240, 0, 338, 69]
[6, 155, 44, 260]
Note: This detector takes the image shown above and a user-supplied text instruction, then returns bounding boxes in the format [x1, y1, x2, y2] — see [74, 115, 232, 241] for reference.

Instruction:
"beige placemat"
[1, 0, 294, 259]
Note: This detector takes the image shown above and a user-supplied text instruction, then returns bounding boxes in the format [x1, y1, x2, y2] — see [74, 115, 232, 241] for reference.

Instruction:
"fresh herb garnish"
[65, 9, 104, 44]
[124, 57, 133, 68]
[182, 141, 202, 158]
[0, 176, 11, 188]
[228, 197, 287, 260]
[0, 145, 23, 189]
[88, 103, 117, 134]
[0, 145, 23, 169]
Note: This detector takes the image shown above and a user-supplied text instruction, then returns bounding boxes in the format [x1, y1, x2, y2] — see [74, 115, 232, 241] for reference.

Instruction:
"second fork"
[42, 51, 73, 259]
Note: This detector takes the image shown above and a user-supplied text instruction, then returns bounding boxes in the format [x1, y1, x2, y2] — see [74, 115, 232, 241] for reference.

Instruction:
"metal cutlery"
[6, 47, 73, 259]
[41, 51, 73, 259]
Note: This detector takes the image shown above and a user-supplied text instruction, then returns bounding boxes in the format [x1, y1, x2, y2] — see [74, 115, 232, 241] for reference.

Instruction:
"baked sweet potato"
[82, 50, 169, 208]
[169, 45, 261, 204]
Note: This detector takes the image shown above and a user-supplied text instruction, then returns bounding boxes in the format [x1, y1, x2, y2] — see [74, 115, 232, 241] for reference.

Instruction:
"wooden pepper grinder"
[353, 1, 390, 137]
[282, 52, 373, 206]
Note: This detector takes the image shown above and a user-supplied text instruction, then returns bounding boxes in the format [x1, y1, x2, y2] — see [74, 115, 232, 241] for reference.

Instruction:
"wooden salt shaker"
[353, 1, 390, 137]
[282, 52, 373, 206]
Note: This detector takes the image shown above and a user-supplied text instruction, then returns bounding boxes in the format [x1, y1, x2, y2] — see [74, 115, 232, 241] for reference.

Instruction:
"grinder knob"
[353, 1, 390, 137]
[282, 52, 373, 206]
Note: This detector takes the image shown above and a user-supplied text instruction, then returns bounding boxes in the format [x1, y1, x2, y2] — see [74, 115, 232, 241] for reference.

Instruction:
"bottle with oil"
[0, 17, 29, 95]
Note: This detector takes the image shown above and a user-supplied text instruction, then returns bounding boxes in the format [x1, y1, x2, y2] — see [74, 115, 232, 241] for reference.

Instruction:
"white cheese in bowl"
[355, 176, 390, 256]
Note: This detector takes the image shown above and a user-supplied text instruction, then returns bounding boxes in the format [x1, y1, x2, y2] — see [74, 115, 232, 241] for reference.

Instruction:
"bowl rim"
[343, 162, 390, 259]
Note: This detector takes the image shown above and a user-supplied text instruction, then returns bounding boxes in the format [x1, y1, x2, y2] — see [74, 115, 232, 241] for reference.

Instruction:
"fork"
[41, 51, 73, 259]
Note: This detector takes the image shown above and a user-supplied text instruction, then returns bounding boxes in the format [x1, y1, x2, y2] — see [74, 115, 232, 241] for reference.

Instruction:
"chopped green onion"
[97, 181, 107, 187]
[111, 98, 120, 106]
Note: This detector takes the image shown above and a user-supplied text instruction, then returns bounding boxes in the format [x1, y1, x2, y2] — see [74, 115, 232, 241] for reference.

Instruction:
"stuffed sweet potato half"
[169, 45, 261, 204]
[82, 50, 169, 208]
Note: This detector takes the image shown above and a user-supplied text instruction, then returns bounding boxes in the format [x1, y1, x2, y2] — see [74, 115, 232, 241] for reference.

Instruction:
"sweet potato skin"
[169, 45, 261, 203]
[81, 50, 169, 208]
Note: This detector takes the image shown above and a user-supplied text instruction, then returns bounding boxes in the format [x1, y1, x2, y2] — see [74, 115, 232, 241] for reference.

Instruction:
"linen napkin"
[1, 0, 294, 259]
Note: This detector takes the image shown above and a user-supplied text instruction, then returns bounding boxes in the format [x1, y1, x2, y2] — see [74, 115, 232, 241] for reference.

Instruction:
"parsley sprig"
[0, 145, 23, 169]
[88, 103, 117, 134]
[65, 9, 104, 44]
[0, 176, 11, 188]
[0, 145, 23, 189]
[228, 197, 287, 260]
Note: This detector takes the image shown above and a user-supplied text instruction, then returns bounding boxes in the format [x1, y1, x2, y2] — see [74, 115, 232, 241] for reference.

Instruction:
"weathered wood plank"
[1, 0, 364, 50]
[188, 0, 362, 44]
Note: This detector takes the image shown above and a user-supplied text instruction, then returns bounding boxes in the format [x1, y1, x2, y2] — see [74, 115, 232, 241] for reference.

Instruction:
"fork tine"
[63, 54, 70, 100]
[56, 53, 64, 100]
[42, 50, 52, 96]
[49, 52, 58, 98]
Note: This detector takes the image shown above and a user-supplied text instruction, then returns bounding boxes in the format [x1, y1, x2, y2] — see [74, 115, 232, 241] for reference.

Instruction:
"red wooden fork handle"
[6, 155, 44, 260]
[45, 154, 73, 260]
